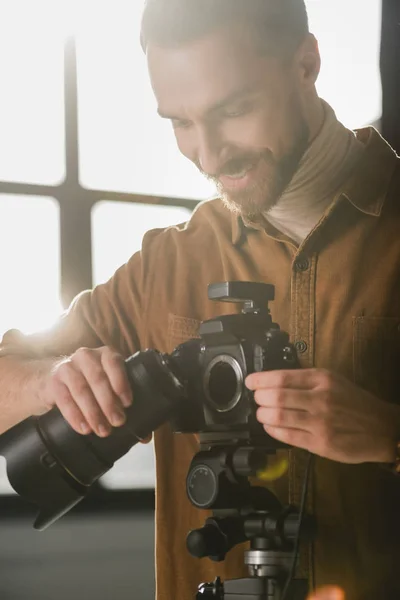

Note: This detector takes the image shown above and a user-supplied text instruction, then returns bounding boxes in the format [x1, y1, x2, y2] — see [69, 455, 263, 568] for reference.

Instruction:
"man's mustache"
[197, 151, 274, 181]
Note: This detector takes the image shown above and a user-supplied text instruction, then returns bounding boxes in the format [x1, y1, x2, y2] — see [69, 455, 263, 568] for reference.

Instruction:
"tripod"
[185, 444, 316, 600]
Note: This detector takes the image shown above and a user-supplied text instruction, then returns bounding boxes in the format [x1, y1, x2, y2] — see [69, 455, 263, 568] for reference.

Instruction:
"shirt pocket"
[353, 316, 400, 404]
[167, 313, 201, 353]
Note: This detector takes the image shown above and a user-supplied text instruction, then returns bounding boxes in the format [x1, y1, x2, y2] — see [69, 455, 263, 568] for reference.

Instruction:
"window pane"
[0, 2, 65, 184]
[0, 196, 62, 338]
[77, 1, 381, 197]
[92, 201, 192, 489]
[92, 202, 192, 285]
[76, 1, 215, 200]
[0, 194, 62, 495]
[307, 0, 382, 128]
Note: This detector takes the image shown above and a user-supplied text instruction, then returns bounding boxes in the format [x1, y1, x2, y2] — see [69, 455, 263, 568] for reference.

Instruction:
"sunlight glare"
[0, 196, 62, 341]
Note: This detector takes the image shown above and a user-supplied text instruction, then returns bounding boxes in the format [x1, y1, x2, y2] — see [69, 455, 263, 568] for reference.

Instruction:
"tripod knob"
[187, 524, 226, 559]
[187, 516, 247, 562]
[187, 464, 218, 508]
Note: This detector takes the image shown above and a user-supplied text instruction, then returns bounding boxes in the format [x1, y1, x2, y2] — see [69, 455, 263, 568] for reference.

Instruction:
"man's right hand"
[41, 346, 133, 438]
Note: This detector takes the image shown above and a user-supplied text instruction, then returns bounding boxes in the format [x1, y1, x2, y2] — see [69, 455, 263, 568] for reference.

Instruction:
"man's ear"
[296, 33, 321, 89]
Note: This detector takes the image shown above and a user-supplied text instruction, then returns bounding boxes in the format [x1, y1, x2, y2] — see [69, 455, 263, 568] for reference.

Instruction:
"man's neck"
[264, 100, 365, 244]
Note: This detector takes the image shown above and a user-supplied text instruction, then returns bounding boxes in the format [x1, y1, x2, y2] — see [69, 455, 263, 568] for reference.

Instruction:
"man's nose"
[196, 126, 226, 177]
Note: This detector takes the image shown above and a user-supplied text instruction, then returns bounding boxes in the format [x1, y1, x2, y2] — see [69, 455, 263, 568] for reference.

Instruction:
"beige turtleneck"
[264, 100, 365, 244]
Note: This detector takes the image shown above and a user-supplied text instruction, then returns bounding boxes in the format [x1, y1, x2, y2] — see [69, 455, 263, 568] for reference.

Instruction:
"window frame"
[0, 39, 198, 513]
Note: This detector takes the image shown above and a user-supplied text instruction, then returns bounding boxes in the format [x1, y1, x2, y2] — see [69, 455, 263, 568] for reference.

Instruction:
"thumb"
[308, 586, 345, 600]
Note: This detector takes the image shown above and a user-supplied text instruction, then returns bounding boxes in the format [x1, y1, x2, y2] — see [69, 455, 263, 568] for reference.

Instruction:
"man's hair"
[140, 0, 309, 56]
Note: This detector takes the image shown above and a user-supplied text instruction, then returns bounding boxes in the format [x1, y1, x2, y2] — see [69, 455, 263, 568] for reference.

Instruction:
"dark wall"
[381, 0, 400, 154]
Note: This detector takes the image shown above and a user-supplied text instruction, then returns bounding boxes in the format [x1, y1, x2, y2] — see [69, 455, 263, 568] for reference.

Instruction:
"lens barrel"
[0, 349, 186, 529]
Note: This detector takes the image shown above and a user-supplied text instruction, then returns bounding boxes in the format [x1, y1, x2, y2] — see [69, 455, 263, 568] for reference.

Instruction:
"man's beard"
[200, 120, 310, 220]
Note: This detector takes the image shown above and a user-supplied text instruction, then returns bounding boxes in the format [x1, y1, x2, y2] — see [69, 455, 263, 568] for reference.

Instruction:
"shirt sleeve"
[0, 247, 148, 361]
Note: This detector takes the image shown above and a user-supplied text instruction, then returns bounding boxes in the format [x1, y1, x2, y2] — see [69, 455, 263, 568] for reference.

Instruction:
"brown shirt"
[1, 127, 400, 600]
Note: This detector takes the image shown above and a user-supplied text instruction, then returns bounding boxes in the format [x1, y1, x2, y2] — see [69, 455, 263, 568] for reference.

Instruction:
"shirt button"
[295, 257, 310, 272]
[295, 340, 308, 354]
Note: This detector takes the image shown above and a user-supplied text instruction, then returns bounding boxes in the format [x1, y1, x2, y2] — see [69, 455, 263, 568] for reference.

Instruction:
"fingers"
[76, 349, 128, 429]
[254, 388, 313, 411]
[58, 359, 117, 437]
[100, 349, 133, 408]
[257, 406, 311, 431]
[53, 347, 132, 438]
[246, 368, 332, 392]
[52, 379, 92, 436]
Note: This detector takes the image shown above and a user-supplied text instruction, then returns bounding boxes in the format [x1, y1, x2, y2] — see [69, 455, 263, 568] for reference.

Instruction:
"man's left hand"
[245, 368, 400, 464]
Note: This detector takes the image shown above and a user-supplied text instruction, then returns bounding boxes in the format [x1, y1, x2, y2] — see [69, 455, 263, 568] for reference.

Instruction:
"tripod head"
[185, 444, 316, 600]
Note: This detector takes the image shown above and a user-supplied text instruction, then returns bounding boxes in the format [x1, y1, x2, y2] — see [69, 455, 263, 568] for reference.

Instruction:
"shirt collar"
[231, 126, 399, 245]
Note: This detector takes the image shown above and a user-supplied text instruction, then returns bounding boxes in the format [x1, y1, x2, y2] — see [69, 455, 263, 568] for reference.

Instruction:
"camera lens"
[204, 355, 243, 413]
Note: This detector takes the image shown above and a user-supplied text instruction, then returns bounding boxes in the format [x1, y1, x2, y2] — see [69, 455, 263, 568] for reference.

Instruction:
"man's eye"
[224, 104, 251, 118]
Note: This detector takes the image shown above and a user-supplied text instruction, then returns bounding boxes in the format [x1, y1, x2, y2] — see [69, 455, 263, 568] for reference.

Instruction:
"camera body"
[170, 281, 299, 445]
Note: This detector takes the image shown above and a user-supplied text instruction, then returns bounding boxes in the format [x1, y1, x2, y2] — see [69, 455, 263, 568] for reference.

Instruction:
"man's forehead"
[147, 26, 277, 117]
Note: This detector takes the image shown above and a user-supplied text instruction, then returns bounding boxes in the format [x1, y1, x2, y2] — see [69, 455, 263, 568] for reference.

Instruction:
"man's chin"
[220, 189, 277, 220]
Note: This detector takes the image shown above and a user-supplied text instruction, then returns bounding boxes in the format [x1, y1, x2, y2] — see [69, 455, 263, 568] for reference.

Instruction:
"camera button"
[295, 257, 310, 272]
[295, 340, 308, 354]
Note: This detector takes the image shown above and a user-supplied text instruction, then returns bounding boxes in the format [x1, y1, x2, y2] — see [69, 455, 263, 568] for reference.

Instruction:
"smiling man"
[147, 0, 315, 220]
[149, 9, 312, 219]
[0, 1, 400, 599]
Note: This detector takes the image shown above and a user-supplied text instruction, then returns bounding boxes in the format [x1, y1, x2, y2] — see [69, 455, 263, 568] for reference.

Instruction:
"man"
[0, 0, 399, 598]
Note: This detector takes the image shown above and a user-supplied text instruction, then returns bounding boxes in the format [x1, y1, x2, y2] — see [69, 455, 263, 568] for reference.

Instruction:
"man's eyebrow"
[157, 84, 257, 121]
